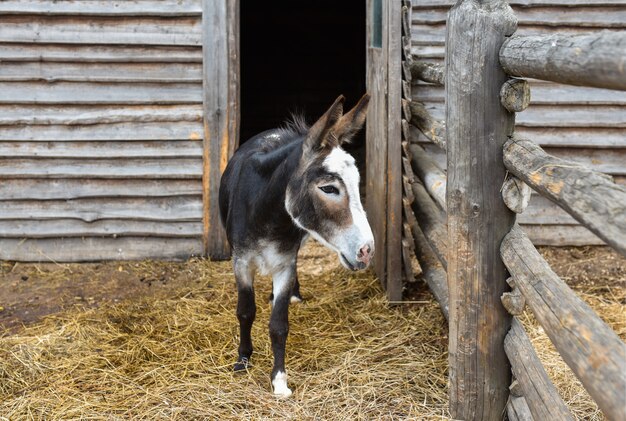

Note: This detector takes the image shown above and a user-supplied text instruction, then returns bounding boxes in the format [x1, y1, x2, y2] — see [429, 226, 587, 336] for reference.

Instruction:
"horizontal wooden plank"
[412, 81, 626, 105]
[0, 237, 203, 262]
[0, 179, 202, 200]
[411, 124, 626, 148]
[0, 219, 202, 238]
[0, 43, 202, 63]
[0, 158, 203, 178]
[411, 25, 625, 50]
[0, 82, 202, 105]
[513, 127, 626, 148]
[0, 196, 202, 222]
[0, 1, 202, 16]
[420, 143, 626, 175]
[0, 62, 202, 83]
[423, 103, 626, 128]
[0, 105, 203, 125]
[0, 121, 204, 141]
[518, 195, 579, 225]
[525, 224, 605, 245]
[0, 16, 201, 46]
[412, 1, 626, 8]
[0, 141, 203, 158]
[412, 6, 626, 27]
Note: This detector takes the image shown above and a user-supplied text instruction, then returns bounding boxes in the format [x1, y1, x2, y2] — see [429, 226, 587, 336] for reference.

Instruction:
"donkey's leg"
[233, 257, 256, 372]
[290, 272, 303, 303]
[269, 265, 295, 397]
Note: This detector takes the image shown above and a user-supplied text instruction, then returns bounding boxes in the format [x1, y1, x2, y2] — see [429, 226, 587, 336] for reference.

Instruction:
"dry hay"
[0, 244, 449, 420]
[0, 243, 623, 420]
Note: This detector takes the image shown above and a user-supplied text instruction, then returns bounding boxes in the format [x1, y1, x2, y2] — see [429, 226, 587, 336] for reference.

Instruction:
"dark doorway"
[240, 0, 367, 151]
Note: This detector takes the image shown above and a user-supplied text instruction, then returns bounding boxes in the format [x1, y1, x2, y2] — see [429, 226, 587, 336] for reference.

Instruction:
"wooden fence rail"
[505, 318, 574, 420]
[500, 32, 626, 91]
[501, 224, 626, 421]
[503, 137, 626, 255]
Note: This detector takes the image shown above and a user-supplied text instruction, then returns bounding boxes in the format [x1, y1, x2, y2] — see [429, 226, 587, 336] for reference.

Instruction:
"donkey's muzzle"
[356, 243, 374, 267]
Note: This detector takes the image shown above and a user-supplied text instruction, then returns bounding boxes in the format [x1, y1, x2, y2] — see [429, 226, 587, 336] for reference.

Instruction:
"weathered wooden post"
[445, 0, 517, 418]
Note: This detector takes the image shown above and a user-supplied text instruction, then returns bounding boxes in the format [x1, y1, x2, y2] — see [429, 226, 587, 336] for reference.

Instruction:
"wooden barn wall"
[411, 0, 626, 246]
[0, 0, 206, 261]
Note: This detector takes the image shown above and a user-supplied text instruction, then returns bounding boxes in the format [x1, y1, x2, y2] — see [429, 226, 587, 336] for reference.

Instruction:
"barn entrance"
[240, 0, 366, 164]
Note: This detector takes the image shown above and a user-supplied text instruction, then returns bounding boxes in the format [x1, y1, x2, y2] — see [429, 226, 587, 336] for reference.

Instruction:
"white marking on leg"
[272, 266, 294, 307]
[272, 370, 292, 397]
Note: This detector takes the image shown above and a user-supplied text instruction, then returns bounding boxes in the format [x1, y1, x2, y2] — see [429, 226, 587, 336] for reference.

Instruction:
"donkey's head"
[285, 94, 374, 271]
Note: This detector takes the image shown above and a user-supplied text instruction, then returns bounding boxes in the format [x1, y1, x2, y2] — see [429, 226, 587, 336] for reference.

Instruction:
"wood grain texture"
[0, 82, 202, 105]
[524, 224, 605, 245]
[0, 43, 202, 63]
[0, 219, 203, 238]
[404, 199, 449, 319]
[0, 197, 203, 222]
[0, 1, 202, 16]
[0, 158, 203, 179]
[505, 318, 574, 420]
[0, 122, 204, 141]
[445, 1, 517, 418]
[410, 61, 444, 85]
[0, 105, 203, 125]
[0, 16, 202, 46]
[410, 180, 447, 269]
[0, 141, 202, 159]
[500, 32, 626, 90]
[501, 78, 531, 112]
[409, 101, 446, 150]
[503, 138, 626, 254]
[507, 395, 535, 421]
[202, 0, 235, 259]
[0, 237, 203, 262]
[408, 144, 447, 210]
[0, 179, 202, 200]
[502, 176, 532, 214]
[0, 62, 202, 83]
[366, 38, 388, 288]
[414, 0, 626, 7]
[386, 0, 404, 301]
[501, 224, 626, 420]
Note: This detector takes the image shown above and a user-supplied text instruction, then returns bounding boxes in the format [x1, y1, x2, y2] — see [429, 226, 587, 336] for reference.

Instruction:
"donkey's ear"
[304, 95, 345, 153]
[332, 93, 370, 144]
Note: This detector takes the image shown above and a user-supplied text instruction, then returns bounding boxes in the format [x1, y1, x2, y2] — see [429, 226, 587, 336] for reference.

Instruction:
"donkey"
[218, 94, 374, 397]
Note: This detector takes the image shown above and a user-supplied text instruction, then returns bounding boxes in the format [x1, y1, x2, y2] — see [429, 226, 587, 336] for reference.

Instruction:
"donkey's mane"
[277, 113, 309, 138]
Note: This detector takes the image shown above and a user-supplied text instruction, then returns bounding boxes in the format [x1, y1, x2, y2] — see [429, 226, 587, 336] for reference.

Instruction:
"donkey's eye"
[319, 185, 340, 195]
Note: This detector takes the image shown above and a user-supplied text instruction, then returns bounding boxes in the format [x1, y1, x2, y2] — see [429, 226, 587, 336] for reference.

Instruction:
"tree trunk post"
[445, 0, 517, 418]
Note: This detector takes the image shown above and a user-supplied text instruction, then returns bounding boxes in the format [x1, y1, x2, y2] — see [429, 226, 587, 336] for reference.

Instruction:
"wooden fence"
[402, 0, 626, 419]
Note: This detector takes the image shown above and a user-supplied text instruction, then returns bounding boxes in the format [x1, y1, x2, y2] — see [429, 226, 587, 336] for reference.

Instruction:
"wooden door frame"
[366, 0, 403, 301]
[202, 0, 240, 259]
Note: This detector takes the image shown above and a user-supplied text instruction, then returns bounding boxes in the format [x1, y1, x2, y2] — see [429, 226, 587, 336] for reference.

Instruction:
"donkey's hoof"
[289, 294, 303, 304]
[233, 357, 251, 372]
[272, 371, 292, 398]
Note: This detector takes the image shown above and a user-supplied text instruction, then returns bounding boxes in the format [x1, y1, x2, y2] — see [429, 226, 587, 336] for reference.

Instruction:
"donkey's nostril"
[357, 244, 373, 265]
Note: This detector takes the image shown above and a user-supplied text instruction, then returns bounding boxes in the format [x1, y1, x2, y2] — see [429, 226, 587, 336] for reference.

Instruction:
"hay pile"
[0, 243, 623, 420]
[0, 244, 449, 419]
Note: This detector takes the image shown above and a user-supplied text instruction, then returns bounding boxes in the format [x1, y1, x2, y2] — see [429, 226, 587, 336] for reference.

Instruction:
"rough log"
[409, 143, 447, 210]
[404, 199, 449, 319]
[409, 101, 446, 150]
[445, 1, 517, 418]
[501, 278, 526, 315]
[501, 224, 626, 421]
[410, 180, 448, 270]
[500, 32, 626, 91]
[500, 78, 531, 112]
[410, 61, 444, 85]
[505, 318, 574, 420]
[507, 395, 534, 421]
[502, 176, 532, 214]
[503, 137, 626, 254]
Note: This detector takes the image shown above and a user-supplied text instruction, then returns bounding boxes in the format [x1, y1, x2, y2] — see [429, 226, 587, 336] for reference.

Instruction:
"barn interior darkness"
[240, 0, 367, 169]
